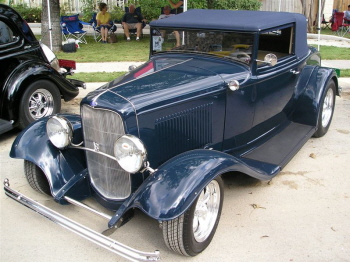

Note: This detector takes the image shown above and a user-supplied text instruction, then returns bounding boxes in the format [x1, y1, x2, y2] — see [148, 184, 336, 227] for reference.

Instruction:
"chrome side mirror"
[256, 53, 278, 67]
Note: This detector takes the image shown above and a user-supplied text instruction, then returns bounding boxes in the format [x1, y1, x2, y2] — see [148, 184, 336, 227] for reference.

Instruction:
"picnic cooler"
[62, 42, 76, 53]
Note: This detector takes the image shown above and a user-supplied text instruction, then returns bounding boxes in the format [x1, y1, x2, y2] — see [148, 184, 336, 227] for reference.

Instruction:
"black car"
[5, 9, 340, 261]
[0, 4, 84, 135]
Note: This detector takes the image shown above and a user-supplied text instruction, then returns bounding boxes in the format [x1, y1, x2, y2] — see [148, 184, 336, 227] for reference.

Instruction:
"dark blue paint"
[108, 149, 279, 226]
[10, 115, 91, 201]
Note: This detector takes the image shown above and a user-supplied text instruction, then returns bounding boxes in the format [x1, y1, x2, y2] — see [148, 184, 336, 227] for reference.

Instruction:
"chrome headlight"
[46, 116, 73, 149]
[114, 135, 147, 173]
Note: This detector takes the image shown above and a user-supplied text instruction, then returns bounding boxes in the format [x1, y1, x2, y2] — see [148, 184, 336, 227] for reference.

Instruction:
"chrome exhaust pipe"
[3, 179, 160, 262]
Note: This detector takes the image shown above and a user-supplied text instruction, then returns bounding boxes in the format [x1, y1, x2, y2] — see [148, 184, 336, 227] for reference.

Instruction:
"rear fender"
[10, 114, 90, 202]
[109, 149, 280, 227]
[2, 61, 79, 121]
[293, 66, 338, 126]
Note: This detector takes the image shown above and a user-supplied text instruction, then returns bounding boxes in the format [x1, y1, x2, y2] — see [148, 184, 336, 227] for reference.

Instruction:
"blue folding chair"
[61, 14, 87, 44]
[90, 13, 117, 42]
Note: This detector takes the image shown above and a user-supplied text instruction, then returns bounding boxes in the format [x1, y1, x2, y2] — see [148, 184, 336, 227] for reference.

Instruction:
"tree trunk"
[41, 0, 61, 52]
[301, 0, 326, 33]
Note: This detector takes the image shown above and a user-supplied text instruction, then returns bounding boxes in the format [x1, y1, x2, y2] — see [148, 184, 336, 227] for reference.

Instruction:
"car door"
[252, 25, 302, 133]
[234, 25, 303, 148]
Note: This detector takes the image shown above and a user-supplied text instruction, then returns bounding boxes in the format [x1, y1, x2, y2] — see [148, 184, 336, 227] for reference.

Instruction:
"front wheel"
[313, 79, 336, 138]
[24, 160, 51, 196]
[162, 176, 224, 256]
[18, 80, 61, 130]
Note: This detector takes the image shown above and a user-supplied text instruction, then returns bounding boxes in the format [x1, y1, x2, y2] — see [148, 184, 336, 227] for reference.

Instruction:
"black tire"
[18, 80, 61, 130]
[162, 176, 224, 256]
[24, 160, 51, 196]
[313, 79, 336, 138]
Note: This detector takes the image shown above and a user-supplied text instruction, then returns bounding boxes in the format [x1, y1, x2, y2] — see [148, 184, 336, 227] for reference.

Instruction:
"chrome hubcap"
[321, 88, 334, 128]
[193, 180, 220, 242]
[28, 89, 54, 120]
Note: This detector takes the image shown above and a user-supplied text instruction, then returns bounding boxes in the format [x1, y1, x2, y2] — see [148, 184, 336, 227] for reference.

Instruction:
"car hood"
[84, 56, 249, 113]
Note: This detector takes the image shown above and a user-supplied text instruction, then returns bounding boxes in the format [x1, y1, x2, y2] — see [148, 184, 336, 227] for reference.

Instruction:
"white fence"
[6, 0, 126, 13]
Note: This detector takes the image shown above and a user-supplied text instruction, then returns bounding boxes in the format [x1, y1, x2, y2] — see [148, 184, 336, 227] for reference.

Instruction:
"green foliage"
[79, 0, 98, 22]
[125, 0, 261, 22]
[11, 4, 41, 22]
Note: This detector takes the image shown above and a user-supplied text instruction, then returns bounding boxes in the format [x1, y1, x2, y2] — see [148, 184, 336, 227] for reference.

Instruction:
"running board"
[3, 179, 160, 262]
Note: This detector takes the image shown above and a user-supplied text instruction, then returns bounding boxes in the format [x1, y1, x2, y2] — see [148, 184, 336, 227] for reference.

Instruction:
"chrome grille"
[81, 105, 131, 200]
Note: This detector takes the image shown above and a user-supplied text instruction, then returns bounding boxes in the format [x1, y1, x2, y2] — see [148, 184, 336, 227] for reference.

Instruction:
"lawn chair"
[89, 13, 117, 42]
[332, 12, 350, 37]
[61, 14, 87, 44]
[122, 6, 146, 39]
[321, 14, 331, 30]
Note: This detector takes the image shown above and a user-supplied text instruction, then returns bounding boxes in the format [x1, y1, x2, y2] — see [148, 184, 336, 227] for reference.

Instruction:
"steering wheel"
[230, 52, 251, 63]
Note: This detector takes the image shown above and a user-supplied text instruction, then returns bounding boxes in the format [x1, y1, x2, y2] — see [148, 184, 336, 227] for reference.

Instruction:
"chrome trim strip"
[3, 179, 160, 262]
[91, 59, 194, 138]
[69, 145, 118, 161]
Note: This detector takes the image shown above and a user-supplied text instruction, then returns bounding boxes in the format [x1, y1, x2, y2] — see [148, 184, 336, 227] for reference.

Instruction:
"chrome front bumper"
[3, 179, 160, 262]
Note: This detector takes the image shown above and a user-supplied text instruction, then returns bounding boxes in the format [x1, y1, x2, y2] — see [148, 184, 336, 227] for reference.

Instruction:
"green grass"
[56, 35, 150, 62]
[319, 28, 350, 39]
[310, 45, 350, 60]
[68, 72, 126, 82]
[339, 69, 350, 77]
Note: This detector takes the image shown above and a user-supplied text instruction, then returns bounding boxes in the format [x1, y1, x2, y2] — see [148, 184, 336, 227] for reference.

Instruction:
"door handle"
[290, 69, 300, 75]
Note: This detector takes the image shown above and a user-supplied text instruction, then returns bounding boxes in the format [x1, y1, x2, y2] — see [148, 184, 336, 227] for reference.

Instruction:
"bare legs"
[101, 27, 108, 42]
[123, 23, 142, 40]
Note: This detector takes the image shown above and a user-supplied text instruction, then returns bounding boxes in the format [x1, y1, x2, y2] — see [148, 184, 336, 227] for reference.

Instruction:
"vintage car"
[0, 4, 85, 135]
[5, 9, 340, 261]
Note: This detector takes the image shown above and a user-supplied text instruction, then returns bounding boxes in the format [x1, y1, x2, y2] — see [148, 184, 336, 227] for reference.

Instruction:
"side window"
[257, 25, 294, 64]
[0, 20, 16, 44]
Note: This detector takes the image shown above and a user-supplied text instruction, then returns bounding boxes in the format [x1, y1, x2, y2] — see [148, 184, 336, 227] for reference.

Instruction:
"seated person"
[122, 4, 145, 41]
[345, 5, 350, 24]
[159, 5, 180, 47]
[96, 2, 112, 43]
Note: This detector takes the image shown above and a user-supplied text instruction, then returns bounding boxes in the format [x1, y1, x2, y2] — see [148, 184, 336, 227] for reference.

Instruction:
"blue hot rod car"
[4, 9, 339, 261]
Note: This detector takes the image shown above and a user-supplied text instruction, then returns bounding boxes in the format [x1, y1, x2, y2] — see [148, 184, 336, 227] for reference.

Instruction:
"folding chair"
[123, 6, 146, 39]
[90, 13, 117, 42]
[321, 14, 331, 30]
[332, 12, 350, 37]
[61, 14, 87, 44]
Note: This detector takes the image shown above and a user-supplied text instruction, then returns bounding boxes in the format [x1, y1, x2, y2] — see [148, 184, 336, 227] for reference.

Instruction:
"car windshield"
[151, 28, 255, 64]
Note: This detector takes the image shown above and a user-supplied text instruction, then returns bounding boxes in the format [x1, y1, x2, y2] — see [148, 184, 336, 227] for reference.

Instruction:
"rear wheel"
[162, 176, 224, 256]
[18, 80, 61, 130]
[313, 80, 336, 138]
[24, 160, 51, 196]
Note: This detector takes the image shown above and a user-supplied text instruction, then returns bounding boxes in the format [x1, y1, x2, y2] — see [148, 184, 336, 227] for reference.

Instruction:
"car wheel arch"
[108, 149, 279, 227]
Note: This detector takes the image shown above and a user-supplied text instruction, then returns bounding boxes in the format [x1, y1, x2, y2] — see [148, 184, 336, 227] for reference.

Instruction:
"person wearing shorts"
[122, 4, 144, 41]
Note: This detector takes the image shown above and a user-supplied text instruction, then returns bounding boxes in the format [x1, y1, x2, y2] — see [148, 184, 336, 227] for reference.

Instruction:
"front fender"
[10, 114, 90, 202]
[109, 149, 280, 227]
[2, 60, 79, 121]
[293, 66, 338, 126]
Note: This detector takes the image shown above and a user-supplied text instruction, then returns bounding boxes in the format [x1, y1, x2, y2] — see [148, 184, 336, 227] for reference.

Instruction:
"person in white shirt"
[158, 5, 181, 47]
[344, 5, 350, 23]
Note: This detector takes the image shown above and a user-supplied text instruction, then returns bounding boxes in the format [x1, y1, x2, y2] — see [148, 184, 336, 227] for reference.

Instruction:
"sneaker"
[127, 37, 131, 41]
[136, 37, 140, 41]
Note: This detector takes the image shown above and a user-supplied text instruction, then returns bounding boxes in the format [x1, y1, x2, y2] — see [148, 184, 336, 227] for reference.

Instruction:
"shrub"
[12, 4, 42, 23]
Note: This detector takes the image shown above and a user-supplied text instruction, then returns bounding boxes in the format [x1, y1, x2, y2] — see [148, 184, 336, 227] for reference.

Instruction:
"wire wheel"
[28, 88, 55, 120]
